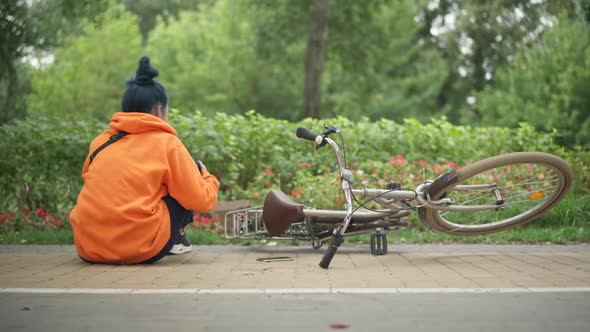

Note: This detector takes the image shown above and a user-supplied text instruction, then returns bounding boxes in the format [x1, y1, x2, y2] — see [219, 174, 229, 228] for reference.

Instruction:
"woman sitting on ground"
[70, 56, 219, 264]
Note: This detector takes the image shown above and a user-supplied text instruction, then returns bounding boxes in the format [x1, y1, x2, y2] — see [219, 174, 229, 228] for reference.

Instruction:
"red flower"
[388, 154, 407, 166]
[193, 214, 214, 224]
[290, 190, 297, 197]
[8, 212, 15, 219]
[252, 193, 260, 200]
[49, 216, 64, 228]
[420, 159, 427, 167]
[298, 162, 312, 168]
[266, 183, 272, 188]
[265, 168, 273, 175]
[22, 207, 31, 217]
[445, 161, 458, 168]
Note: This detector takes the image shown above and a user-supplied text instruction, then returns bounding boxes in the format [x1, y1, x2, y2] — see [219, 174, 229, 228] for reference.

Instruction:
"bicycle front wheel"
[419, 152, 574, 235]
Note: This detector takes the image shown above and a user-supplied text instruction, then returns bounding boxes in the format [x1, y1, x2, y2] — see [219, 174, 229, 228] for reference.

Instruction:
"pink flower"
[388, 154, 407, 166]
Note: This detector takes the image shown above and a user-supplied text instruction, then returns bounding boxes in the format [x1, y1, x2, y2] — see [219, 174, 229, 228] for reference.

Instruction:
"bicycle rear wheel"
[419, 152, 574, 235]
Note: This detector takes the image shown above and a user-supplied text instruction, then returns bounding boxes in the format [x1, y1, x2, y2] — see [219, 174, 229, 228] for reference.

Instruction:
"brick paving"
[1, 244, 589, 290]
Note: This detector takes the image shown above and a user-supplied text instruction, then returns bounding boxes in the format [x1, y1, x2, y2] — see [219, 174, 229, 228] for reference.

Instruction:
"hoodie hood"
[109, 112, 177, 136]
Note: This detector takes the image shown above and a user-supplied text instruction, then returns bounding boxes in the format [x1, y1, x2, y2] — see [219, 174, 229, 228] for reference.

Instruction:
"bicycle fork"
[319, 138, 355, 269]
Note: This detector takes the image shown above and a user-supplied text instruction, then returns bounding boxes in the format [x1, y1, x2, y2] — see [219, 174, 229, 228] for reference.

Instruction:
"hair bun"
[134, 56, 159, 85]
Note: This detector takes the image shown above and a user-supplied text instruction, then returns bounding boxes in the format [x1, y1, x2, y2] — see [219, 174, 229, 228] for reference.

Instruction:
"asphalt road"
[1, 292, 589, 332]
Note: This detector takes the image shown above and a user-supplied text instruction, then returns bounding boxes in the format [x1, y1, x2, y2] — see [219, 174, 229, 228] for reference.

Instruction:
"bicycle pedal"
[370, 233, 388, 255]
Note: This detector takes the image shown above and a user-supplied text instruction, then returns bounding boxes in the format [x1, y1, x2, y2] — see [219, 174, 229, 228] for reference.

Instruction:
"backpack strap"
[89, 131, 129, 165]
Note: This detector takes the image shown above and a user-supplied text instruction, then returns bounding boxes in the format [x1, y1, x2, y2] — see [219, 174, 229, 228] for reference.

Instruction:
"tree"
[249, 0, 447, 121]
[0, 0, 109, 123]
[145, 0, 306, 120]
[303, 0, 330, 119]
[118, 0, 201, 44]
[476, 15, 590, 147]
[26, 5, 143, 121]
[322, 1, 447, 122]
[416, 0, 588, 123]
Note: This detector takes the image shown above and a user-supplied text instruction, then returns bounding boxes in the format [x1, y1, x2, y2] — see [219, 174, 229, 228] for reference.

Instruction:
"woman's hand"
[196, 160, 208, 174]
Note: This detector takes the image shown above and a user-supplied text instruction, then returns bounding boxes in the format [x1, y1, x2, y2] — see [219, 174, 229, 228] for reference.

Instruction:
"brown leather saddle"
[262, 190, 305, 236]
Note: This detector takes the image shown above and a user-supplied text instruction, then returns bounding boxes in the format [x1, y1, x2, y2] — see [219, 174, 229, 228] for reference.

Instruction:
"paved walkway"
[1, 244, 589, 291]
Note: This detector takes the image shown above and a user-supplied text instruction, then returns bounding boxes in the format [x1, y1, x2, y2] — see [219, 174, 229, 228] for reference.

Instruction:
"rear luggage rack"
[224, 207, 265, 238]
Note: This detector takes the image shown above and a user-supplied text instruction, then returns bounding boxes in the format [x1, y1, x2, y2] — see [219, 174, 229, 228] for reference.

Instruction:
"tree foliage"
[417, 0, 587, 122]
[0, 0, 109, 123]
[476, 15, 590, 147]
[118, 0, 201, 44]
[145, 0, 305, 120]
[5, 0, 589, 147]
[26, 5, 142, 121]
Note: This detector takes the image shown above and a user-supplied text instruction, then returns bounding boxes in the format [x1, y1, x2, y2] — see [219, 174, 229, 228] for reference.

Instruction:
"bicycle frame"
[323, 137, 503, 235]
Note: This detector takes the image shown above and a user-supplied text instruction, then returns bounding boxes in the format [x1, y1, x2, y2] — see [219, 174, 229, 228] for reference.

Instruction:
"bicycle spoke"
[438, 163, 561, 226]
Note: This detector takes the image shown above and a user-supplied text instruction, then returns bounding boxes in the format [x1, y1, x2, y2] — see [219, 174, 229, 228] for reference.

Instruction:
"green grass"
[346, 226, 590, 245]
[0, 227, 225, 245]
[185, 228, 225, 245]
[1, 225, 589, 245]
[0, 228, 74, 244]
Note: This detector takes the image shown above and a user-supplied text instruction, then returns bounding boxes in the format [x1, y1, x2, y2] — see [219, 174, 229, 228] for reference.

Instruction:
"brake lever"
[316, 124, 340, 149]
[322, 124, 340, 136]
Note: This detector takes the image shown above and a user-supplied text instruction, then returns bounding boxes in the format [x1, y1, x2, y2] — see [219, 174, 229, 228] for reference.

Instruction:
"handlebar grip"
[296, 127, 319, 142]
[319, 235, 344, 269]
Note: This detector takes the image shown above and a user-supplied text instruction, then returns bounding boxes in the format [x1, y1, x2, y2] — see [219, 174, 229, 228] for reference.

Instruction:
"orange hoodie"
[70, 112, 219, 264]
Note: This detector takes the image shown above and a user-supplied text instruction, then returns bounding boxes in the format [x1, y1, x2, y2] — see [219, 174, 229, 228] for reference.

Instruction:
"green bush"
[0, 111, 587, 233]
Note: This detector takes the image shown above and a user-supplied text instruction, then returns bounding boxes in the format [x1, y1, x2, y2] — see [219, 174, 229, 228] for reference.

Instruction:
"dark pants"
[139, 195, 193, 264]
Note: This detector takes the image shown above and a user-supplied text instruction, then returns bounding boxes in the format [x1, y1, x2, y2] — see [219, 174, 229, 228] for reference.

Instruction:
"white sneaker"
[169, 232, 192, 255]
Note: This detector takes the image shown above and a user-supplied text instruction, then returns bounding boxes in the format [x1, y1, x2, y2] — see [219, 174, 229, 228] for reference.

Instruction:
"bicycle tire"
[419, 152, 574, 235]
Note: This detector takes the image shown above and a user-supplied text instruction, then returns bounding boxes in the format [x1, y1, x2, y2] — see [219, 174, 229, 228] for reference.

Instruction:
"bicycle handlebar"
[296, 127, 321, 143]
